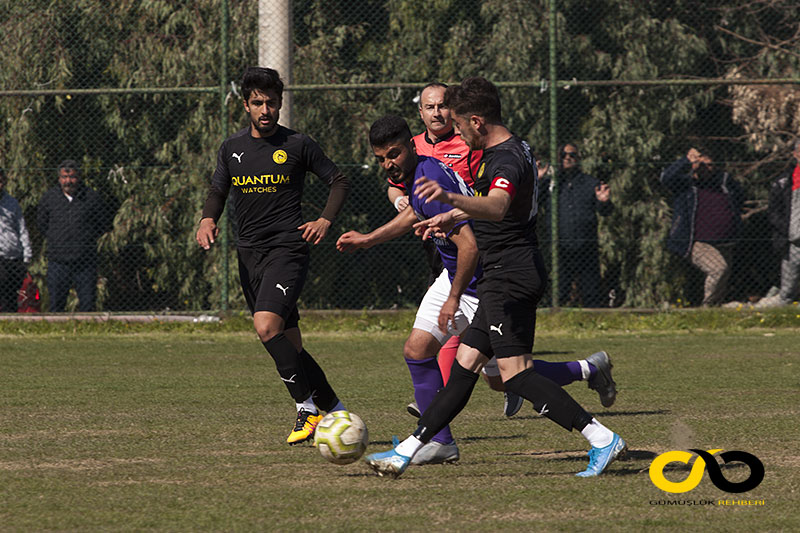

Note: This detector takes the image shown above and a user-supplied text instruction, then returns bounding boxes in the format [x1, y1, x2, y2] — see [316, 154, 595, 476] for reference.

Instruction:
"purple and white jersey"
[409, 155, 482, 297]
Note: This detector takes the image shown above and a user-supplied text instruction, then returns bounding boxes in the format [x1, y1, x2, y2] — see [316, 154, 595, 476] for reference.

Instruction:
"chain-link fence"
[1, 0, 799, 313]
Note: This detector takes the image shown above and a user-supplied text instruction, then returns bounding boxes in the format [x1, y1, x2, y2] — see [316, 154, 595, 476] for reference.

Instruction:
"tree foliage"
[0, 0, 793, 310]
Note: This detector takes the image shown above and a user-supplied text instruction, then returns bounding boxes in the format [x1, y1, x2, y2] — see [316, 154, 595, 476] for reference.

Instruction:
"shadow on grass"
[512, 409, 671, 421]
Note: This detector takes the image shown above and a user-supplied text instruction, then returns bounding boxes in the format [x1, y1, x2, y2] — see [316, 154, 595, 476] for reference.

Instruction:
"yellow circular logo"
[649, 449, 722, 493]
[477, 162, 485, 179]
[273, 150, 288, 164]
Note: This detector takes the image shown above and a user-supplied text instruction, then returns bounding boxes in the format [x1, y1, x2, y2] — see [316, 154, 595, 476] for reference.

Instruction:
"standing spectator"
[661, 147, 744, 306]
[0, 167, 32, 312]
[540, 143, 613, 307]
[756, 139, 800, 308]
[37, 160, 111, 312]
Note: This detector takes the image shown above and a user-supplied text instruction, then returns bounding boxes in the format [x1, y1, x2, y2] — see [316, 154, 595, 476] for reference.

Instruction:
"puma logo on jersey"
[280, 374, 297, 383]
[490, 323, 503, 336]
[231, 152, 244, 163]
[538, 403, 549, 415]
[276, 283, 290, 296]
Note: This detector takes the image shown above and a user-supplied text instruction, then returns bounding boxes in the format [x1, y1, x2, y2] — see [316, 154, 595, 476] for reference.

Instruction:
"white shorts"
[413, 270, 479, 345]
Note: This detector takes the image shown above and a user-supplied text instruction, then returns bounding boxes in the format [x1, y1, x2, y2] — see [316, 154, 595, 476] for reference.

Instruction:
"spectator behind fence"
[0, 167, 32, 312]
[37, 160, 112, 312]
[539, 143, 613, 307]
[661, 147, 743, 306]
[756, 139, 800, 308]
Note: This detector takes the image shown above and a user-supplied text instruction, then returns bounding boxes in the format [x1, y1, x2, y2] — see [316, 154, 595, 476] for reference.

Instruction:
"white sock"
[296, 397, 318, 414]
[580, 418, 614, 448]
[328, 400, 346, 412]
[395, 435, 424, 458]
[578, 359, 591, 381]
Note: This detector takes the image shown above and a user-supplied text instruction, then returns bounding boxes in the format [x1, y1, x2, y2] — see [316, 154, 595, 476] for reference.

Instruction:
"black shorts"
[237, 243, 309, 327]
[462, 262, 546, 359]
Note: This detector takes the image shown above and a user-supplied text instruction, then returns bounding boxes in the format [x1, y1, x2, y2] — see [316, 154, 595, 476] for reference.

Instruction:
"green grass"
[1, 319, 799, 531]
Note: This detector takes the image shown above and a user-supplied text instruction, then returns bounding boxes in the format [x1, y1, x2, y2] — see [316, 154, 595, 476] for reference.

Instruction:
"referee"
[196, 67, 350, 445]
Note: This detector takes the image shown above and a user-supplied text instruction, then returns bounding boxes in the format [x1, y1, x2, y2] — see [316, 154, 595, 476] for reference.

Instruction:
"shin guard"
[263, 333, 311, 402]
[298, 348, 339, 412]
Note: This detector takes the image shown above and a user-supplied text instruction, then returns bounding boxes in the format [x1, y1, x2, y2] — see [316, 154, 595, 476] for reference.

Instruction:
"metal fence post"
[549, 0, 560, 307]
[219, 0, 230, 311]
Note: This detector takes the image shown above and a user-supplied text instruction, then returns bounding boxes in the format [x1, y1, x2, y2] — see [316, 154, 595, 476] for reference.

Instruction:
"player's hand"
[414, 176, 450, 205]
[438, 295, 459, 333]
[196, 218, 219, 250]
[336, 231, 369, 252]
[299, 217, 332, 245]
[412, 211, 455, 241]
[394, 195, 409, 212]
[595, 182, 610, 202]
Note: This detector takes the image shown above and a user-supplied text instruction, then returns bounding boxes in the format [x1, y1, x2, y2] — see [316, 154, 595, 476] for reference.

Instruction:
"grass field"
[1, 312, 799, 531]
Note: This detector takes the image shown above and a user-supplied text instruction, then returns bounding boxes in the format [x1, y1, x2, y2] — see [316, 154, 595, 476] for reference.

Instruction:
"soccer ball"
[314, 411, 369, 465]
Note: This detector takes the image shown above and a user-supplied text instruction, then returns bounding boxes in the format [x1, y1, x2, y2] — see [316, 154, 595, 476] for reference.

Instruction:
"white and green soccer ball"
[314, 411, 369, 465]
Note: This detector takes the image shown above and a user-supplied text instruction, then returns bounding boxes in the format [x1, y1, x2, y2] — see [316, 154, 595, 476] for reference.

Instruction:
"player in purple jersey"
[338, 116, 617, 466]
[366, 78, 626, 479]
[196, 67, 350, 446]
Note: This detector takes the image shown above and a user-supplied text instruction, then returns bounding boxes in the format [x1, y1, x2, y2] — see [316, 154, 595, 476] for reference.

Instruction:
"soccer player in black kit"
[365, 77, 626, 478]
[196, 67, 350, 445]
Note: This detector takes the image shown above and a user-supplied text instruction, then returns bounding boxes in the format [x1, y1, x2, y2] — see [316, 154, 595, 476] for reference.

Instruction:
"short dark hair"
[58, 159, 80, 175]
[444, 77, 501, 123]
[241, 67, 284, 101]
[369, 115, 413, 148]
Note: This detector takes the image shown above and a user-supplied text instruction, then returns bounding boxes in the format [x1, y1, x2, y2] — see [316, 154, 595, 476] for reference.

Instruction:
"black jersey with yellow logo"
[471, 135, 539, 269]
[204, 126, 342, 249]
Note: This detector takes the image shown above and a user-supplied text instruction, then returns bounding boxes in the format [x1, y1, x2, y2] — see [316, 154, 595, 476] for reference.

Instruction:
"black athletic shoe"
[586, 351, 617, 408]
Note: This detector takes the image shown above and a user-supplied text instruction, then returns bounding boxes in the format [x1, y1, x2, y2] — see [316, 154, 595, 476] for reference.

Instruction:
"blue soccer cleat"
[365, 437, 412, 479]
[575, 433, 627, 477]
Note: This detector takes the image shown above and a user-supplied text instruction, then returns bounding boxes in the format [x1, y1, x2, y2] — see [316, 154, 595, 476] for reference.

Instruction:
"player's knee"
[402, 338, 430, 361]
[254, 323, 282, 343]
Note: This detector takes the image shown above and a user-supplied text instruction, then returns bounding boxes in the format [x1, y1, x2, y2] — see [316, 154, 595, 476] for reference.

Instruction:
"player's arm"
[336, 205, 417, 252]
[196, 144, 231, 250]
[300, 137, 351, 244]
[414, 176, 511, 221]
[299, 171, 350, 245]
[387, 186, 409, 212]
[437, 222, 479, 333]
[412, 186, 511, 241]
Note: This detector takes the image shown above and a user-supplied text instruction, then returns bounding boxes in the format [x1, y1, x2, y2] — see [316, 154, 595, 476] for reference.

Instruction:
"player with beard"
[196, 67, 350, 445]
[365, 77, 626, 478]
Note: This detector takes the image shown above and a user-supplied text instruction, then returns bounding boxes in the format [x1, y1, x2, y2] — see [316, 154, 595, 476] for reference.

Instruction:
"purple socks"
[406, 356, 455, 444]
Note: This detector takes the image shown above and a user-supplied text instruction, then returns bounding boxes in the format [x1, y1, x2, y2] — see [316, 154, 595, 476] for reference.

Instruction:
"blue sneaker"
[575, 433, 627, 477]
[365, 437, 412, 478]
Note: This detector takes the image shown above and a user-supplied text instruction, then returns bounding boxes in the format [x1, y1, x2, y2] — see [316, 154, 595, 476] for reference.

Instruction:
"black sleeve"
[320, 171, 350, 222]
[304, 137, 350, 221]
[201, 143, 232, 222]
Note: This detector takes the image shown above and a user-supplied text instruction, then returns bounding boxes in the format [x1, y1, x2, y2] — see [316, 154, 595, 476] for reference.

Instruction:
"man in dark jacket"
[540, 143, 613, 307]
[756, 139, 800, 307]
[661, 147, 743, 306]
[37, 160, 112, 312]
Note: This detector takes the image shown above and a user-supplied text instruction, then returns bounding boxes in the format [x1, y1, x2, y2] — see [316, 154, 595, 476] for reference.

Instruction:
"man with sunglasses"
[539, 143, 613, 307]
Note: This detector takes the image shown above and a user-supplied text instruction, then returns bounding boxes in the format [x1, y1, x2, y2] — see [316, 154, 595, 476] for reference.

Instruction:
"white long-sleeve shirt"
[0, 191, 32, 262]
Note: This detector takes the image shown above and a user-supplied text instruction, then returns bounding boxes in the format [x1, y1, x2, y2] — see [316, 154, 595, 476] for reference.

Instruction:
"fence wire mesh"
[1, 0, 799, 313]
